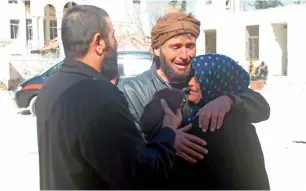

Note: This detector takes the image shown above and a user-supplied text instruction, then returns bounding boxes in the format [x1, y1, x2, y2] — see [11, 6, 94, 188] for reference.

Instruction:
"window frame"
[26, 19, 33, 40]
[10, 19, 20, 39]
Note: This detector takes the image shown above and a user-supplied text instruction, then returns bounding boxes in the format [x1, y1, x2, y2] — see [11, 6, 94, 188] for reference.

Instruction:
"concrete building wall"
[197, 2, 306, 81]
[0, 0, 131, 56]
[0, 0, 133, 88]
[1, 0, 306, 84]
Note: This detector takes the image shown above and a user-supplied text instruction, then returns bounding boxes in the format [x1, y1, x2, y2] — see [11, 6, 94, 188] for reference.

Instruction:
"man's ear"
[153, 48, 160, 57]
[93, 33, 106, 56]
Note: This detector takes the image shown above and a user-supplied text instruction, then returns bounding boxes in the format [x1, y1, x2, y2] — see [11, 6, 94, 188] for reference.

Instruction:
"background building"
[1, 0, 306, 81]
[0, 0, 198, 55]
[0, 0, 138, 55]
[196, 0, 306, 81]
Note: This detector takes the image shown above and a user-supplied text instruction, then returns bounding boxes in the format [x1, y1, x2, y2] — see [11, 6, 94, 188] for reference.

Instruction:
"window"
[206, 0, 212, 4]
[245, 25, 259, 61]
[133, 0, 141, 17]
[10, 20, 19, 39]
[226, 0, 235, 12]
[24, 0, 31, 14]
[226, 0, 230, 10]
[49, 20, 57, 39]
[8, 0, 18, 4]
[26, 19, 33, 40]
[25, 0, 30, 6]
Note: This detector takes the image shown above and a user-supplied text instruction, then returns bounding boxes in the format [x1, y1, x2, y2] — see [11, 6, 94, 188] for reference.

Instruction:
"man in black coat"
[118, 12, 270, 189]
[36, 5, 183, 190]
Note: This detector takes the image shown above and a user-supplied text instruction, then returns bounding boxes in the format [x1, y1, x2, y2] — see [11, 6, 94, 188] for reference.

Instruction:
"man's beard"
[101, 48, 118, 81]
[159, 52, 191, 83]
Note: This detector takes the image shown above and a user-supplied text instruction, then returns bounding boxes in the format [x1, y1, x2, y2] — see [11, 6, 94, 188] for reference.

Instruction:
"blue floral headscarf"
[185, 53, 250, 123]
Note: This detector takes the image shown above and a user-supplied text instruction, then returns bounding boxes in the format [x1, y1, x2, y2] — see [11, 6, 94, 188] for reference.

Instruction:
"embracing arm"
[229, 88, 270, 123]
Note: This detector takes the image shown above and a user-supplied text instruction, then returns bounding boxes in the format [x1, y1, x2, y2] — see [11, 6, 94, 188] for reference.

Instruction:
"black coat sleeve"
[78, 90, 176, 189]
[230, 88, 270, 123]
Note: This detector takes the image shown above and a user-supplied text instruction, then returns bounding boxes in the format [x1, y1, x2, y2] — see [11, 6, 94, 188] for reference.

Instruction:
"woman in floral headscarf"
[185, 53, 250, 121]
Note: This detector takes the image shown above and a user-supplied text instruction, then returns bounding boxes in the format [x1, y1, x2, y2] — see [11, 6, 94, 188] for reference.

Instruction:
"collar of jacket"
[150, 62, 171, 88]
[60, 57, 108, 81]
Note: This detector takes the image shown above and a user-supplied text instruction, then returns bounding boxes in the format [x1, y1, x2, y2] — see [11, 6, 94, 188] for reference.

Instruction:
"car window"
[118, 51, 151, 59]
[118, 53, 151, 60]
[118, 51, 152, 77]
[43, 61, 63, 77]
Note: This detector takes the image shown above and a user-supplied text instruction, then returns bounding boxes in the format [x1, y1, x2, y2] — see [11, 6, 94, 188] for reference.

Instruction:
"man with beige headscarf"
[118, 12, 270, 189]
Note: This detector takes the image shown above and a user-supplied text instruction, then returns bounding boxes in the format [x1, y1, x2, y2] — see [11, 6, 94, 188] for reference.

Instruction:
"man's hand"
[197, 95, 233, 132]
[175, 124, 208, 163]
[161, 98, 182, 130]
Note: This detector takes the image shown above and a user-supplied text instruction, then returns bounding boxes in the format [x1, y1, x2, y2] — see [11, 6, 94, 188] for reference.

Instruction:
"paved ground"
[256, 83, 306, 190]
[0, 95, 38, 190]
[0, 87, 305, 190]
